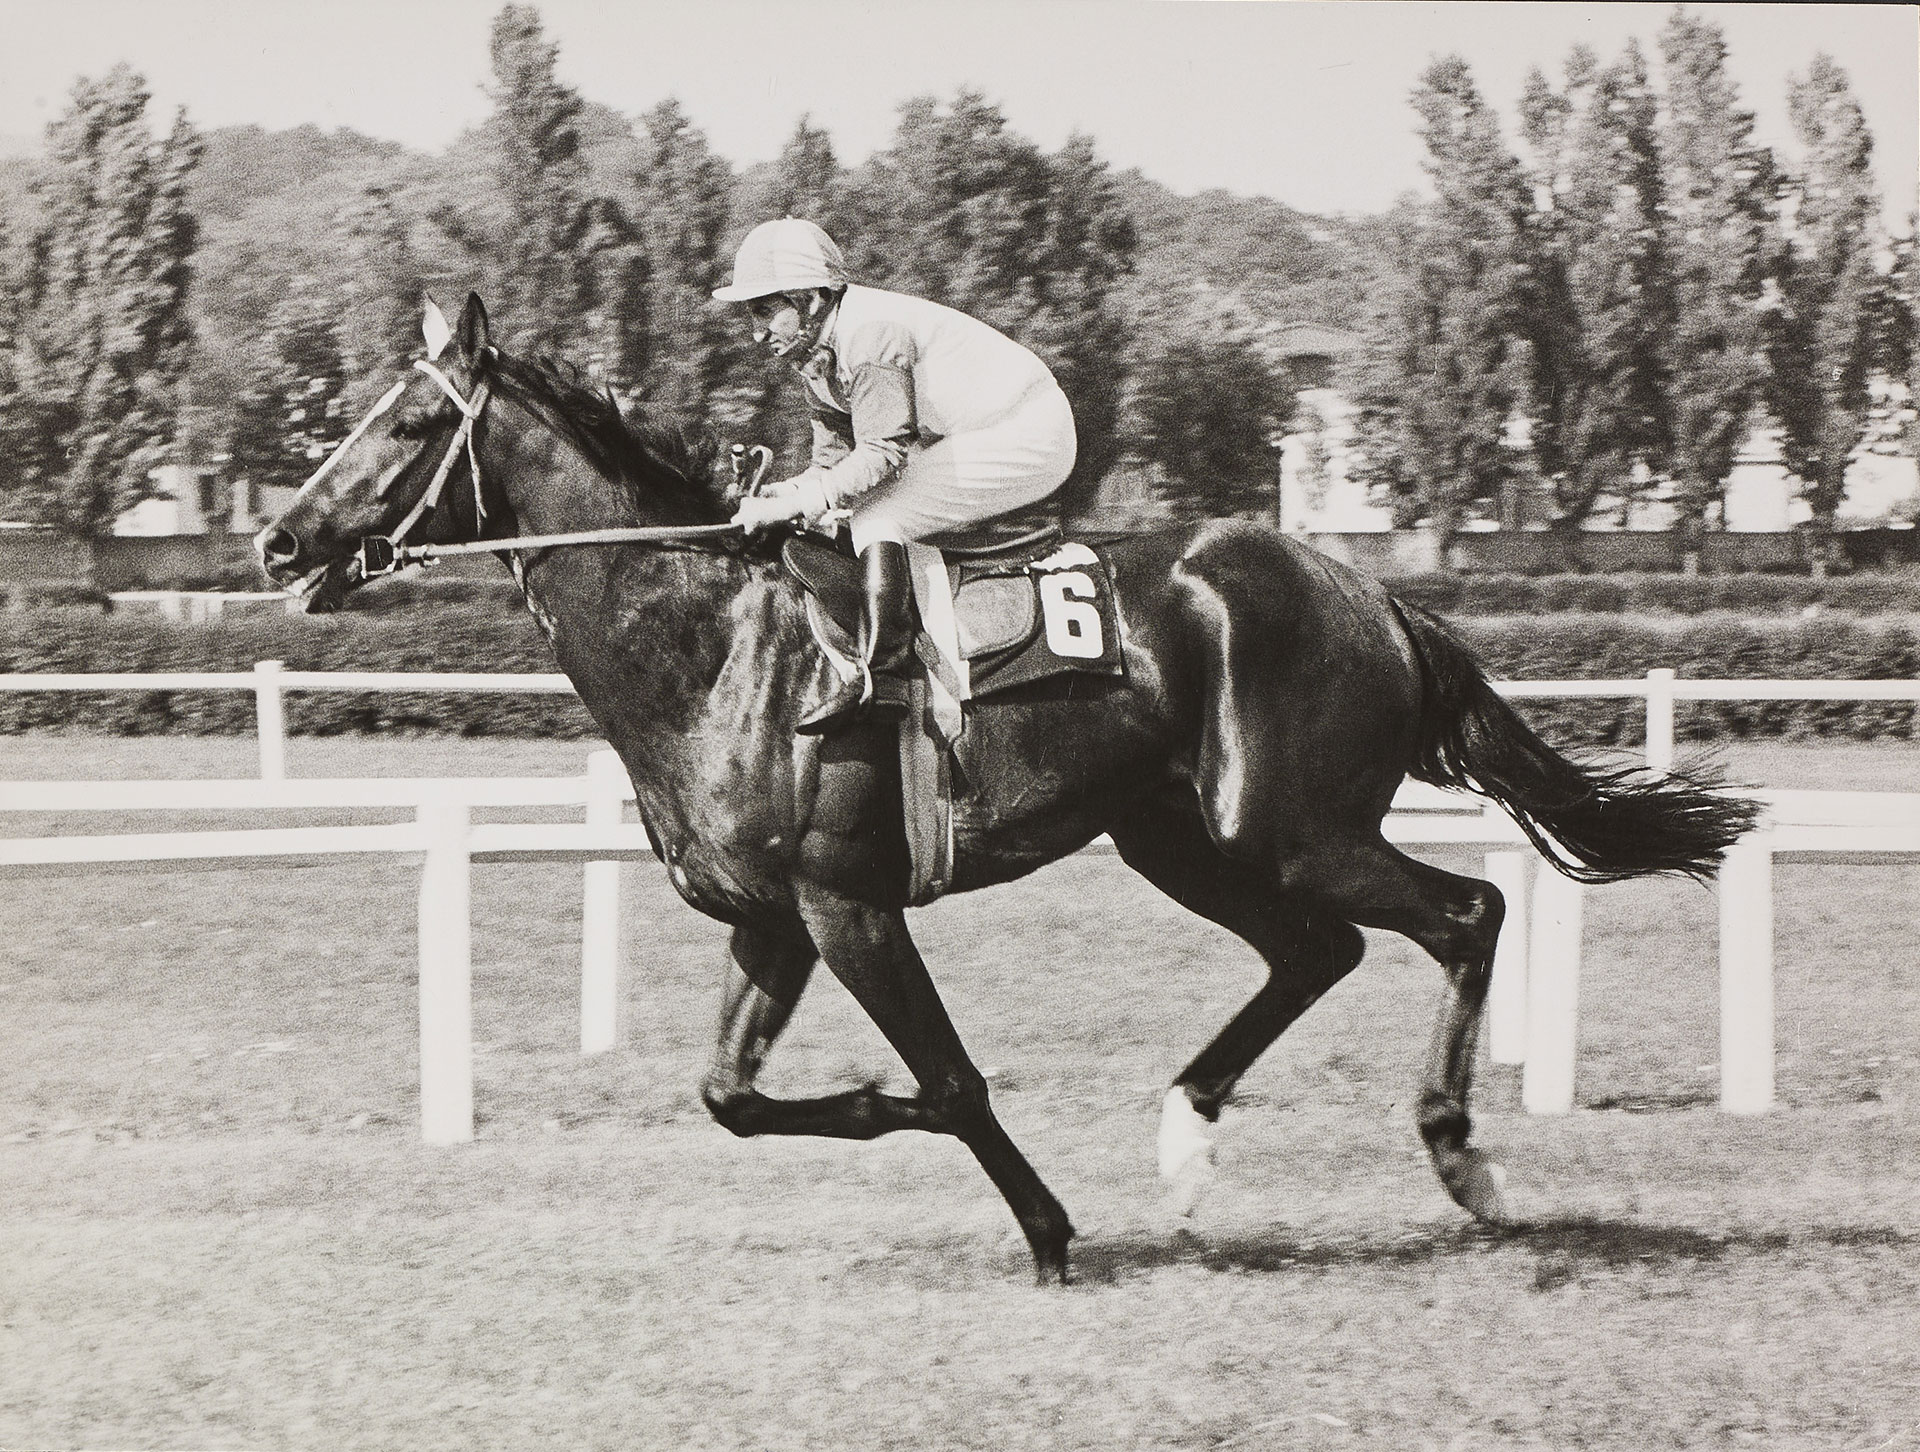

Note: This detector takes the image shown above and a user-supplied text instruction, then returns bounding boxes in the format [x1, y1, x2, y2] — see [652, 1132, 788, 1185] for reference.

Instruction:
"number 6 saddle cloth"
[781, 529, 1127, 904]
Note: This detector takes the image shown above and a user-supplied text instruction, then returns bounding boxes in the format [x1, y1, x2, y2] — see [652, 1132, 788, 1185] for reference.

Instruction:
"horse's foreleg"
[701, 918, 931, 1140]
[1111, 808, 1366, 1214]
[795, 884, 1074, 1284]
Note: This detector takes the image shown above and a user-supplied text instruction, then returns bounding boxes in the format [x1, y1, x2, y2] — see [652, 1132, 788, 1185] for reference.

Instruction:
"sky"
[0, 0, 1914, 225]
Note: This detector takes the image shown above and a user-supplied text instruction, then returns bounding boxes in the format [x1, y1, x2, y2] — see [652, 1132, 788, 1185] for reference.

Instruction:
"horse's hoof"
[1025, 1220, 1075, 1287]
[1451, 1154, 1510, 1224]
[1158, 1087, 1217, 1218]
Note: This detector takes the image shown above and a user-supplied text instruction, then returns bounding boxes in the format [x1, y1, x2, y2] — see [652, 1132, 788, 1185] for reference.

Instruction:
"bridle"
[382, 358, 492, 553]
[336, 360, 760, 579]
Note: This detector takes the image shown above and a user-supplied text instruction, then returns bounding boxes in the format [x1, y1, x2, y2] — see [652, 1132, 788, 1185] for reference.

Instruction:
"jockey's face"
[746, 290, 824, 361]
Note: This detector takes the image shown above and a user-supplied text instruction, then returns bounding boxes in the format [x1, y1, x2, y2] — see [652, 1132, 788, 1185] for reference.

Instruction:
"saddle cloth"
[785, 530, 1126, 904]
[785, 532, 1124, 732]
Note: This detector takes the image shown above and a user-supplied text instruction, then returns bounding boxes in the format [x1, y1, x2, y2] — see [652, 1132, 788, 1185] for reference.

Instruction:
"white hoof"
[1158, 1088, 1217, 1218]
[1459, 1157, 1511, 1224]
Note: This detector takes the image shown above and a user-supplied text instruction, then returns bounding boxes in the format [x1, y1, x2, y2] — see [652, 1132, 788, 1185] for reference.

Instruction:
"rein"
[360, 522, 742, 575]
[354, 364, 764, 579]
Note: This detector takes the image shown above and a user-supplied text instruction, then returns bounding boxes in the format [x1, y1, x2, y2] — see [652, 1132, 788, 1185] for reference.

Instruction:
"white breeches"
[847, 382, 1077, 553]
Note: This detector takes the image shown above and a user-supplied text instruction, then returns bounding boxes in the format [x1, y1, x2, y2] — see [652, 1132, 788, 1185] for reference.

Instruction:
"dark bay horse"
[257, 295, 1757, 1283]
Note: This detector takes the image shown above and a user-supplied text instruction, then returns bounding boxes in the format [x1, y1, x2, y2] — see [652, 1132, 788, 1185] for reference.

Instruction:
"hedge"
[1449, 615, 1919, 746]
[0, 607, 595, 737]
[1384, 571, 1920, 616]
[0, 606, 1913, 743]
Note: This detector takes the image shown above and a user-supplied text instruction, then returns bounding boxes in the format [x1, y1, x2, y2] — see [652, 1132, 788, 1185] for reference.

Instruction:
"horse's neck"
[487, 415, 759, 768]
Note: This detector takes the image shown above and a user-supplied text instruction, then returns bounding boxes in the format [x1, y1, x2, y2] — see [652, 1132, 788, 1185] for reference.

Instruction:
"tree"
[1886, 223, 1920, 455]
[1520, 41, 1672, 526]
[227, 284, 351, 495]
[849, 93, 1136, 518]
[1347, 59, 1533, 535]
[757, 115, 859, 241]
[0, 66, 201, 538]
[334, 183, 421, 403]
[1658, 8, 1779, 540]
[1767, 54, 1886, 570]
[1124, 302, 1293, 518]
[570, 196, 652, 406]
[629, 98, 739, 434]
[484, 3, 590, 357]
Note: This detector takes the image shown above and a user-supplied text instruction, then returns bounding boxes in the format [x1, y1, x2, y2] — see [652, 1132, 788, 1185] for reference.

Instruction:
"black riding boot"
[797, 539, 915, 735]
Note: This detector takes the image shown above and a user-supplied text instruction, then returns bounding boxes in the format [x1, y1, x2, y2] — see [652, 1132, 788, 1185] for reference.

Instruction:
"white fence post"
[1718, 837, 1775, 1114]
[1523, 866, 1584, 1114]
[1644, 668, 1675, 775]
[417, 801, 474, 1144]
[1484, 850, 1529, 1065]
[253, 660, 286, 781]
[580, 749, 625, 1055]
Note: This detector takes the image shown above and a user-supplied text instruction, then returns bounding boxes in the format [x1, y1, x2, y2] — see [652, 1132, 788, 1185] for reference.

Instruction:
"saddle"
[783, 507, 1124, 907]
[782, 504, 1124, 706]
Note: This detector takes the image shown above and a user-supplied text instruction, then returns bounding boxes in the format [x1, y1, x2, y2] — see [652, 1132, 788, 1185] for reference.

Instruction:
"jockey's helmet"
[712, 218, 848, 302]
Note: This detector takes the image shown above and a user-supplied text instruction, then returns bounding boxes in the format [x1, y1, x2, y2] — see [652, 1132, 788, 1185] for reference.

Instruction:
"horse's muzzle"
[256, 527, 303, 582]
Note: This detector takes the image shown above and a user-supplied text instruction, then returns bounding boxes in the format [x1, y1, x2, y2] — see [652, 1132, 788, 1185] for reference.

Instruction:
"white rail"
[5, 744, 1915, 1138]
[3, 664, 1917, 780]
[0, 753, 649, 1145]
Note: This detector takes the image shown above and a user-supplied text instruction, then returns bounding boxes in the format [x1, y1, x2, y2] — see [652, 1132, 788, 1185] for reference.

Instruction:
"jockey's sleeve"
[797, 323, 920, 515]
[807, 413, 853, 472]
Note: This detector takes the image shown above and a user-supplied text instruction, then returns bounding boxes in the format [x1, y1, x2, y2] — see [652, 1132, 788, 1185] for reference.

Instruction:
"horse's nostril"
[259, 528, 301, 567]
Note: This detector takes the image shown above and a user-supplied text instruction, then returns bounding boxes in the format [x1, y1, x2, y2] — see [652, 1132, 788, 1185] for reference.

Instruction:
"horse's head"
[256, 293, 498, 612]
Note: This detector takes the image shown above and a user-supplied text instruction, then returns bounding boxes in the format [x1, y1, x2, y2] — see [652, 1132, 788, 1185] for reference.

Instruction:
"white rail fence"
[3, 668, 1917, 1143]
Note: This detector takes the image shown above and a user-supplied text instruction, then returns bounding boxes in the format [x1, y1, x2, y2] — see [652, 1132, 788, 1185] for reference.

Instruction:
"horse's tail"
[1390, 600, 1760, 884]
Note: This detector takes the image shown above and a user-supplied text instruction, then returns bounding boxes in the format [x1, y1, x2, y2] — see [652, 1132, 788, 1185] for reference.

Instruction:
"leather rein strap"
[357, 361, 744, 577]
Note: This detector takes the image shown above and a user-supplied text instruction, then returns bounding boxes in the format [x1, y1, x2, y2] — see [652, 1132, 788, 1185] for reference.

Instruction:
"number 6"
[1038, 571, 1104, 659]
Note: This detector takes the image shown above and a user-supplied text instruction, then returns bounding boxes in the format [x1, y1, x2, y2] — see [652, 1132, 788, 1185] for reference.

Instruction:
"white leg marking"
[1157, 1087, 1217, 1218]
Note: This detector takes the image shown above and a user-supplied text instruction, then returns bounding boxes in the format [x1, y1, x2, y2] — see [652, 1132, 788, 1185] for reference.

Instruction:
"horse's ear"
[422, 294, 453, 360]
[456, 293, 490, 364]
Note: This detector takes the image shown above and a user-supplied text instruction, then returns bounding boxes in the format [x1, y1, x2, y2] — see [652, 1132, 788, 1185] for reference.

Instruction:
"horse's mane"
[489, 350, 728, 522]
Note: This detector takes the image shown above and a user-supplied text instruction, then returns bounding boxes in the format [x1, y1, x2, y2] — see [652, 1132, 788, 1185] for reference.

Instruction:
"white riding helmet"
[712, 218, 849, 302]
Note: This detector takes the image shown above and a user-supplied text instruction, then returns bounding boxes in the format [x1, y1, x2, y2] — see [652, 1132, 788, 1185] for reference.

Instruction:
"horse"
[257, 294, 1758, 1284]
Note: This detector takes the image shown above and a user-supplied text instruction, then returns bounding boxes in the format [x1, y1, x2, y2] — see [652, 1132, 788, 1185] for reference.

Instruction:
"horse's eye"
[390, 409, 435, 441]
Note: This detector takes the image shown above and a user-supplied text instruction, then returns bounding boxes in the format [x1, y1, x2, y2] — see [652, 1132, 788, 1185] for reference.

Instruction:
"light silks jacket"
[789, 284, 1061, 517]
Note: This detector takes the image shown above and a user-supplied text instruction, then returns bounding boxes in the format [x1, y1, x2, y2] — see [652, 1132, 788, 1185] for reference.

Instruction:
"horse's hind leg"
[1283, 834, 1510, 1223]
[795, 883, 1074, 1284]
[1110, 805, 1366, 1213]
[701, 915, 933, 1139]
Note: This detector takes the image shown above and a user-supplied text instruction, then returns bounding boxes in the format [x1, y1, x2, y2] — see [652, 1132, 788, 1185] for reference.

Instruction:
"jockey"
[717, 218, 1077, 735]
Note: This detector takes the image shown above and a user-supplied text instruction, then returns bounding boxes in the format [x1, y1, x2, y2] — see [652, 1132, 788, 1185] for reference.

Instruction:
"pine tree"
[1658, 8, 1778, 542]
[484, 3, 590, 357]
[0, 66, 201, 538]
[762, 116, 858, 239]
[1887, 223, 1920, 456]
[1521, 42, 1672, 526]
[1348, 58, 1532, 535]
[630, 98, 738, 434]
[571, 196, 651, 406]
[1768, 54, 1886, 570]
